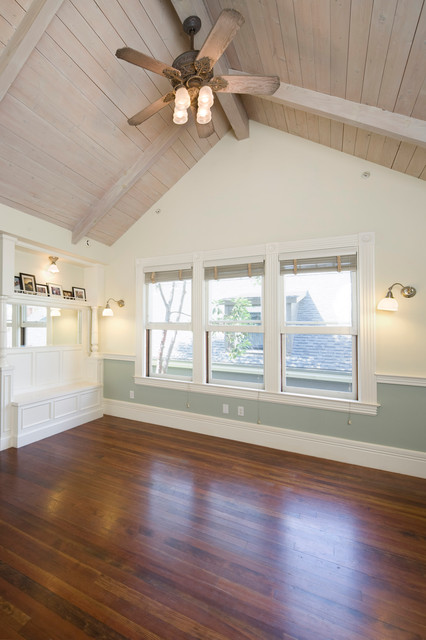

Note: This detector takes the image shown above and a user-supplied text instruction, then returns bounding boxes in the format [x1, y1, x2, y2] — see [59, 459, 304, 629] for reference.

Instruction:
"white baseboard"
[14, 408, 103, 448]
[103, 399, 426, 479]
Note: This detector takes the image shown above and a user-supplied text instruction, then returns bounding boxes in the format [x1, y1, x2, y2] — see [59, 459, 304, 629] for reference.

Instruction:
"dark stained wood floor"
[0, 416, 426, 640]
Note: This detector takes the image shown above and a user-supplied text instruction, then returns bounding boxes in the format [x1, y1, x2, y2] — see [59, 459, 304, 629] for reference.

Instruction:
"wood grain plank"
[346, 0, 373, 102]
[0, 417, 425, 640]
[361, 0, 398, 107]
[0, 0, 65, 102]
[395, 4, 426, 116]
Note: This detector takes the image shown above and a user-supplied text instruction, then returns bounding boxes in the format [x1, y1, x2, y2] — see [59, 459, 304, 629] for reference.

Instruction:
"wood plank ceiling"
[0, 0, 425, 246]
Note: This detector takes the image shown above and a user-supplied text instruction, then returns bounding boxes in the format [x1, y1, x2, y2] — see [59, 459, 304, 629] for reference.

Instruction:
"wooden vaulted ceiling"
[0, 0, 425, 247]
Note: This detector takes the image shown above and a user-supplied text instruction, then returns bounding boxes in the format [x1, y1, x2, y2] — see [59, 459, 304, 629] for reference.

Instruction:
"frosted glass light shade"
[50, 308, 61, 316]
[377, 295, 398, 311]
[102, 306, 114, 317]
[173, 108, 188, 125]
[174, 86, 191, 109]
[198, 85, 214, 108]
[197, 106, 212, 124]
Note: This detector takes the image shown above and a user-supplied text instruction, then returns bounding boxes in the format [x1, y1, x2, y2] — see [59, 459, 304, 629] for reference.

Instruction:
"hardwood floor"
[0, 416, 425, 640]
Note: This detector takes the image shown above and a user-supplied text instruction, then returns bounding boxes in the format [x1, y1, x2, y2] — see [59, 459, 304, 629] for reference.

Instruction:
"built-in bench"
[11, 382, 103, 448]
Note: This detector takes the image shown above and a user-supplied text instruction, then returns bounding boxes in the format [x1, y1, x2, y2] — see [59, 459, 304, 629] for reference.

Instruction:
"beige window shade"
[280, 255, 357, 275]
[144, 268, 192, 284]
[205, 262, 264, 281]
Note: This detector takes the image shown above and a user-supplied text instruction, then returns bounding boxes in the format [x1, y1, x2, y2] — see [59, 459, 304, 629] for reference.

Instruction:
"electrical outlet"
[129, 390, 134, 399]
[238, 406, 244, 416]
[222, 403, 229, 414]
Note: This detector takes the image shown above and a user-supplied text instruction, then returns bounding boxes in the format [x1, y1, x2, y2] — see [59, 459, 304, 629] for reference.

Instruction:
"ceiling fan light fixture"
[175, 86, 191, 109]
[198, 85, 214, 108]
[173, 108, 188, 124]
[197, 106, 212, 124]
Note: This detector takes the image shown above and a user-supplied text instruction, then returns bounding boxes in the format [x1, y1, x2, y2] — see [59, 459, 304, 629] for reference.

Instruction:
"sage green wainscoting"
[103, 359, 426, 453]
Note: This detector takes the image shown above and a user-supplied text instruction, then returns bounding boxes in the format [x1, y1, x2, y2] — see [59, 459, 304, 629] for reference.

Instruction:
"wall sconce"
[47, 256, 59, 273]
[377, 282, 416, 311]
[50, 308, 61, 317]
[102, 298, 125, 317]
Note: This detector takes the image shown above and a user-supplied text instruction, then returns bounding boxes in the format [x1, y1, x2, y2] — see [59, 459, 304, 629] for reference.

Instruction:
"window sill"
[134, 376, 378, 415]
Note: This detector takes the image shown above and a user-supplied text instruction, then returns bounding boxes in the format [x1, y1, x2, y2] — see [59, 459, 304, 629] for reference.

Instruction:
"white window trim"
[135, 233, 377, 415]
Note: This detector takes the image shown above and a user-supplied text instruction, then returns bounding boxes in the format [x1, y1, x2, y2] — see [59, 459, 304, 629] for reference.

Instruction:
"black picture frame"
[36, 283, 48, 296]
[14, 275, 21, 291]
[72, 286, 86, 301]
[63, 290, 73, 299]
[19, 272, 36, 294]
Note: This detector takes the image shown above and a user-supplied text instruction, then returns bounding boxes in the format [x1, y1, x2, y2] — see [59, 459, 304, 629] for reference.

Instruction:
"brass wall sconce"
[377, 283, 416, 311]
[102, 298, 125, 317]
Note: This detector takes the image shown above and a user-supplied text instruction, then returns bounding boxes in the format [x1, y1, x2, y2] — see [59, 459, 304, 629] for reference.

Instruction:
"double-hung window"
[280, 254, 357, 398]
[145, 267, 192, 380]
[205, 261, 264, 388]
[136, 234, 376, 413]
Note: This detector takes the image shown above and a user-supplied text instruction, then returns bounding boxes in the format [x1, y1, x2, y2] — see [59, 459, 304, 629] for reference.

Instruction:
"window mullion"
[192, 256, 204, 384]
[264, 248, 280, 392]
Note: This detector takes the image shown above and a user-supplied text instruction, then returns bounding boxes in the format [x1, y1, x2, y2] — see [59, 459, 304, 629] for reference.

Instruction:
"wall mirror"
[7, 304, 83, 347]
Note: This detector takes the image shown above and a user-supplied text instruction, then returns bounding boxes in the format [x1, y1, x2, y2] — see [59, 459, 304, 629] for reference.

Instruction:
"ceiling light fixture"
[377, 283, 416, 311]
[47, 256, 59, 273]
[102, 298, 125, 317]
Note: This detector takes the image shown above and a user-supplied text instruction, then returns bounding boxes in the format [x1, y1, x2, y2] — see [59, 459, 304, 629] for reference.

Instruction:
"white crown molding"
[376, 374, 426, 387]
[103, 399, 426, 479]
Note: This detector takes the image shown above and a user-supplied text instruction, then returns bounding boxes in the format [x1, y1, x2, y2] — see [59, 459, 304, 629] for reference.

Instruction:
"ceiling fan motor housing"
[171, 50, 214, 90]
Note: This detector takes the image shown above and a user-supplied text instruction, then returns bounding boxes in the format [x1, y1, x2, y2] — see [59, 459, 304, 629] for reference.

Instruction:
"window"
[145, 267, 192, 380]
[280, 255, 357, 398]
[136, 234, 376, 413]
[205, 262, 264, 387]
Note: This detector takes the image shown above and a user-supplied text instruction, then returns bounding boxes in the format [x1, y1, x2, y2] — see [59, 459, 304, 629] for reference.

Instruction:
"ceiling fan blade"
[196, 120, 215, 138]
[210, 75, 280, 95]
[116, 47, 181, 82]
[195, 9, 244, 72]
[128, 92, 175, 126]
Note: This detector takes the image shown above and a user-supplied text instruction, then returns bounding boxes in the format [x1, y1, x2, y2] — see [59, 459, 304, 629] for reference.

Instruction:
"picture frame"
[47, 283, 63, 298]
[72, 286, 86, 301]
[36, 283, 48, 296]
[14, 275, 21, 292]
[19, 273, 36, 294]
[63, 290, 73, 299]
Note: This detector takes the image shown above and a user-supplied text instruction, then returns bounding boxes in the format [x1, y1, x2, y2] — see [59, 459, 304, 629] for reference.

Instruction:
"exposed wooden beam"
[72, 126, 182, 244]
[253, 77, 426, 148]
[0, 0, 65, 103]
[169, 0, 249, 140]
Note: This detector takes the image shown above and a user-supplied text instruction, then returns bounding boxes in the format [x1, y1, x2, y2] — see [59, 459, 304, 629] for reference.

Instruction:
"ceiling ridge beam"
[246, 75, 426, 148]
[0, 0, 65, 103]
[72, 126, 182, 245]
[170, 0, 249, 140]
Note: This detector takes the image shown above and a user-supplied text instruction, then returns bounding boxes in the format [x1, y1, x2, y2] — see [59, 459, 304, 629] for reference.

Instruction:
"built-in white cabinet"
[0, 233, 105, 449]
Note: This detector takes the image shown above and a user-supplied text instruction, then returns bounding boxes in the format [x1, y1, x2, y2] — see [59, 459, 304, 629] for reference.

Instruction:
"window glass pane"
[210, 331, 264, 386]
[7, 304, 12, 322]
[209, 277, 262, 325]
[148, 280, 191, 323]
[22, 305, 47, 323]
[285, 334, 353, 393]
[284, 272, 352, 326]
[24, 327, 47, 347]
[7, 327, 12, 348]
[150, 330, 192, 378]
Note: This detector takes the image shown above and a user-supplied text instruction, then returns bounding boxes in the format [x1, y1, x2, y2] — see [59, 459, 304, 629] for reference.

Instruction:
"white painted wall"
[102, 122, 426, 377]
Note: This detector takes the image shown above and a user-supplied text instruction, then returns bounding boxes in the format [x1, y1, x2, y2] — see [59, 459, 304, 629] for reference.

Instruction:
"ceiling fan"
[116, 9, 279, 138]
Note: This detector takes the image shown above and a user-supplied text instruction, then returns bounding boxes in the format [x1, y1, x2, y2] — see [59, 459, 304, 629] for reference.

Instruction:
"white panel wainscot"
[12, 382, 103, 448]
[35, 350, 61, 387]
